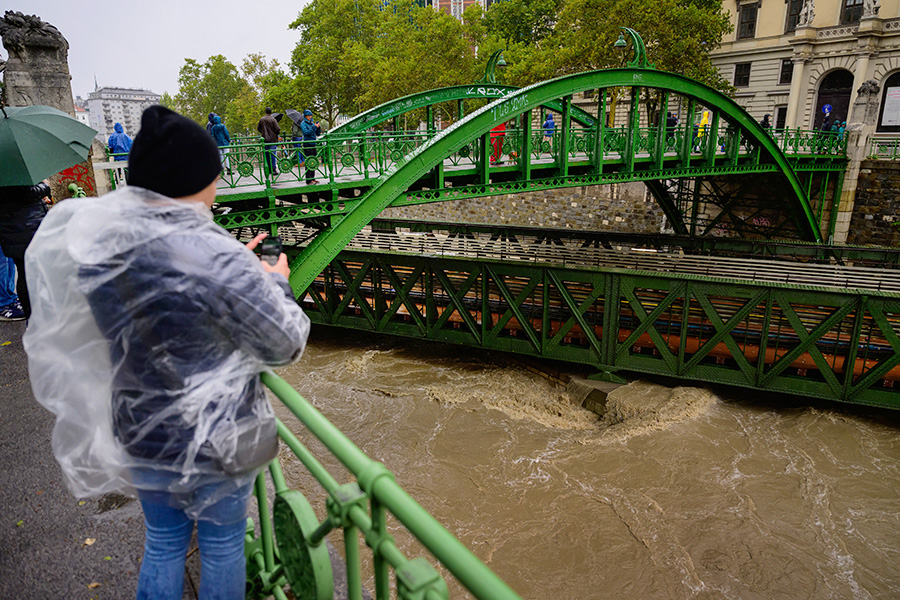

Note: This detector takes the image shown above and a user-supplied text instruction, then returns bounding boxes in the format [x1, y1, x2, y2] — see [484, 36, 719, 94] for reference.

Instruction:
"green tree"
[360, 0, 481, 117]
[483, 0, 563, 46]
[488, 0, 733, 124]
[173, 55, 250, 127]
[289, 0, 380, 127]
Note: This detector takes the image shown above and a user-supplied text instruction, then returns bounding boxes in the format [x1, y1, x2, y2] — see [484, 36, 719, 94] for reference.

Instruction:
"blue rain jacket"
[210, 116, 231, 147]
[107, 123, 133, 161]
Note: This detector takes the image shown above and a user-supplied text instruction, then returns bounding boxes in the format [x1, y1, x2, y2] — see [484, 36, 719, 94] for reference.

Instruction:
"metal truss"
[302, 249, 900, 409]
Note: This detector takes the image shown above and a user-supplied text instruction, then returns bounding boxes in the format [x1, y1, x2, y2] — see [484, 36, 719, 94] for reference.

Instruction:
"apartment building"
[86, 86, 160, 140]
[711, 0, 900, 131]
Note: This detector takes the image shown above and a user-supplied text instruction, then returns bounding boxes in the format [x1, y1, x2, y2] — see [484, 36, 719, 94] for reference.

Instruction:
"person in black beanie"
[126, 105, 223, 198]
[23, 104, 310, 600]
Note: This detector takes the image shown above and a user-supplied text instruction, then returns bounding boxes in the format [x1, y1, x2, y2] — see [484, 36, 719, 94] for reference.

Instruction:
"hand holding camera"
[245, 233, 290, 278]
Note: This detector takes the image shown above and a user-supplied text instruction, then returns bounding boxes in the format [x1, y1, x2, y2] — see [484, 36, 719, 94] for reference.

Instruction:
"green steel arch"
[331, 84, 596, 134]
[289, 68, 822, 294]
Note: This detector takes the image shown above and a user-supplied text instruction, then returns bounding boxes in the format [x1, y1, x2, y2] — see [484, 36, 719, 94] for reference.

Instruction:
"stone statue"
[0, 11, 101, 199]
[0, 11, 73, 110]
[798, 0, 815, 27]
[862, 0, 880, 17]
[857, 79, 880, 96]
[0, 11, 67, 55]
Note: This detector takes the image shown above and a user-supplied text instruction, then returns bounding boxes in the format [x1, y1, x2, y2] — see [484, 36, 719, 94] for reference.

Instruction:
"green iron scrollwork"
[478, 49, 507, 84]
[616, 27, 655, 70]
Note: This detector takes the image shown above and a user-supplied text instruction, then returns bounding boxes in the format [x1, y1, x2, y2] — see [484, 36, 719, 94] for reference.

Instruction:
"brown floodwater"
[273, 328, 900, 600]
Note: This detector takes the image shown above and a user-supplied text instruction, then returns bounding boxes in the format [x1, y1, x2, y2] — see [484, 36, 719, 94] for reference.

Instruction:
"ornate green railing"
[867, 135, 900, 160]
[246, 372, 523, 600]
[104, 126, 846, 194]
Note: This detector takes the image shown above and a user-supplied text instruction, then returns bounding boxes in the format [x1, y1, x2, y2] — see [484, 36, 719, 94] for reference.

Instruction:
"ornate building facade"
[711, 0, 900, 131]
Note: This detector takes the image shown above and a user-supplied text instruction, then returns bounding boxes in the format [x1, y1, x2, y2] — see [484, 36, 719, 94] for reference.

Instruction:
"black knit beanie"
[127, 106, 221, 198]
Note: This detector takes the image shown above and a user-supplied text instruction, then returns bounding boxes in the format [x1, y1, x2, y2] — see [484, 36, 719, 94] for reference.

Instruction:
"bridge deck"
[275, 224, 900, 295]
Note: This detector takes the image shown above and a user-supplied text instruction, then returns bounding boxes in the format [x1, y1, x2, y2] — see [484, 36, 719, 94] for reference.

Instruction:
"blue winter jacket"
[543, 114, 555, 137]
[300, 118, 321, 141]
[107, 123, 133, 161]
[210, 116, 231, 147]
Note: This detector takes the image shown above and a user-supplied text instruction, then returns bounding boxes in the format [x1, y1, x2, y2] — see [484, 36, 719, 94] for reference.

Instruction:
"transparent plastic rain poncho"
[23, 187, 310, 521]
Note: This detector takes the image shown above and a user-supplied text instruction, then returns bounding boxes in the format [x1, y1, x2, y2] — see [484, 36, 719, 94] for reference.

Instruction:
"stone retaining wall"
[381, 182, 668, 233]
[846, 160, 900, 247]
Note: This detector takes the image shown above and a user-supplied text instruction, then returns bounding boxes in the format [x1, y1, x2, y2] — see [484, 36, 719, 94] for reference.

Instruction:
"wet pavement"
[0, 320, 145, 599]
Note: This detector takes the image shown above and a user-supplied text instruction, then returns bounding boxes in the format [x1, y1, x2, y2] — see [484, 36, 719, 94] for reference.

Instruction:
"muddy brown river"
[273, 328, 900, 600]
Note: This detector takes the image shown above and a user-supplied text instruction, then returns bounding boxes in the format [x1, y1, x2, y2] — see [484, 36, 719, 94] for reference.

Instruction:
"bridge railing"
[867, 134, 900, 160]
[246, 371, 523, 600]
[101, 125, 846, 195]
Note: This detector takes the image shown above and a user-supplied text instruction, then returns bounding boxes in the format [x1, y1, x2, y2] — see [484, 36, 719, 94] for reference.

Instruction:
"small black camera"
[259, 236, 282, 265]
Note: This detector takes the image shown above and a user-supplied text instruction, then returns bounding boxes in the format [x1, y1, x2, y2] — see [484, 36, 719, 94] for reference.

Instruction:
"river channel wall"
[380, 182, 668, 232]
[846, 160, 900, 247]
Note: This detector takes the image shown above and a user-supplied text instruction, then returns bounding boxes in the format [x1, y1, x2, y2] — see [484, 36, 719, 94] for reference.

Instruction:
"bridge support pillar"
[832, 80, 882, 243]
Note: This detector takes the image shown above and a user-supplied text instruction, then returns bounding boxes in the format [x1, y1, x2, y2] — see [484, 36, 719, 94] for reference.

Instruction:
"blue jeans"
[0, 252, 16, 307]
[293, 136, 304, 164]
[133, 470, 252, 600]
[266, 147, 278, 175]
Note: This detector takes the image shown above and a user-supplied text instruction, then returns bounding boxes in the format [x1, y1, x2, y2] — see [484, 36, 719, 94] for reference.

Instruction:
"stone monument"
[0, 11, 102, 198]
[0, 11, 74, 113]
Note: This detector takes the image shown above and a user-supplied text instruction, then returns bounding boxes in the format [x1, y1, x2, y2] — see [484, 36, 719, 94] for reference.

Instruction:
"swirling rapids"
[273, 329, 900, 600]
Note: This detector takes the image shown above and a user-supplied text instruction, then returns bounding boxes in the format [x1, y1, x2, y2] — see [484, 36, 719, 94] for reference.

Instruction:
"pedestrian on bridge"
[300, 109, 321, 185]
[666, 112, 679, 139]
[257, 107, 281, 176]
[108, 122, 133, 160]
[542, 113, 554, 144]
[210, 115, 232, 175]
[490, 120, 507, 165]
[108, 122, 133, 185]
[24, 106, 310, 600]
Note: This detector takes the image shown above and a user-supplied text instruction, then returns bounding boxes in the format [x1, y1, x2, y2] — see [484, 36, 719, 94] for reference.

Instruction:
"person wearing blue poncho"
[107, 122, 133, 161]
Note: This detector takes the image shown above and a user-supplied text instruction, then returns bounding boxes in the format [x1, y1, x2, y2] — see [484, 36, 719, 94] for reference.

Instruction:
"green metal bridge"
[99, 33, 898, 600]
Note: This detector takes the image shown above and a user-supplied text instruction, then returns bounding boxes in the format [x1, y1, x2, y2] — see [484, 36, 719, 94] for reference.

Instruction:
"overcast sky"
[6, 1, 309, 99]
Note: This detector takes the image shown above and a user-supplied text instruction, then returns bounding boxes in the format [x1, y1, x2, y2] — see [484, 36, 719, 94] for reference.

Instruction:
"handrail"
[101, 125, 847, 195]
[246, 371, 524, 600]
[867, 134, 900, 160]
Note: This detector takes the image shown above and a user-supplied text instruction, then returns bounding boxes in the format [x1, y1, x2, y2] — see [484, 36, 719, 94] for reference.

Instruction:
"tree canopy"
[167, 0, 734, 132]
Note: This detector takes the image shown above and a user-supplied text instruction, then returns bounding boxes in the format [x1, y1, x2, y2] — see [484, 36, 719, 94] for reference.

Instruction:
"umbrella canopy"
[0, 105, 97, 186]
[272, 112, 284, 122]
[285, 109, 304, 126]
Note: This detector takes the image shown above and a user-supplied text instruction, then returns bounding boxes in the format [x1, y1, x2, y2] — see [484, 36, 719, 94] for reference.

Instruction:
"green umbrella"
[0, 104, 98, 186]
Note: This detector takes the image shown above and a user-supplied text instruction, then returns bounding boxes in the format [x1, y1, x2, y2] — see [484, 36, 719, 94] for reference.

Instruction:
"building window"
[779, 59, 793, 85]
[775, 106, 788, 129]
[841, 0, 863, 24]
[785, 0, 803, 32]
[734, 63, 752, 87]
[737, 3, 759, 39]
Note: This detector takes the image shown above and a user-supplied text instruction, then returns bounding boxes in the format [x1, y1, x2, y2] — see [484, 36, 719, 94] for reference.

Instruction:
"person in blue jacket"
[108, 123, 133, 186]
[542, 113, 555, 142]
[108, 122, 133, 160]
[210, 115, 232, 175]
[299, 109, 322, 185]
